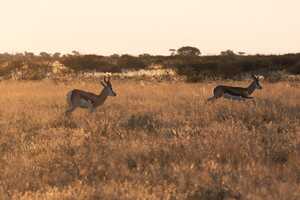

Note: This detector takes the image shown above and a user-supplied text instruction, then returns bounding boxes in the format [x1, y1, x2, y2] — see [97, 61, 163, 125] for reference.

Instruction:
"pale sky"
[1, 0, 300, 55]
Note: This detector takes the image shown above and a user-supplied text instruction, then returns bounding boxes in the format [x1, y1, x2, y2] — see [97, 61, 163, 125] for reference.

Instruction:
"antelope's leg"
[207, 89, 222, 102]
[223, 94, 245, 101]
[207, 96, 217, 101]
[89, 107, 96, 113]
[65, 106, 76, 115]
[65, 91, 76, 115]
[87, 101, 95, 113]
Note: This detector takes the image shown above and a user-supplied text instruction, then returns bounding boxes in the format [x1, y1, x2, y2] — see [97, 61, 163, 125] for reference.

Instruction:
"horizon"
[1, 50, 300, 57]
[1, 0, 300, 55]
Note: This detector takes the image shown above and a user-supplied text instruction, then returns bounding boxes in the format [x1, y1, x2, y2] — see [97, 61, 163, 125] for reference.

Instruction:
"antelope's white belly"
[223, 93, 245, 101]
[79, 99, 90, 108]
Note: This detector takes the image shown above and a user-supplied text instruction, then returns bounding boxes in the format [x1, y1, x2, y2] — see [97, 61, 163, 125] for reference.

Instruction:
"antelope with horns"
[65, 76, 117, 115]
[207, 75, 264, 102]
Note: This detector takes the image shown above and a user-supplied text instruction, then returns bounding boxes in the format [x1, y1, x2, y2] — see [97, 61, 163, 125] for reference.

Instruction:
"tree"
[169, 49, 176, 56]
[24, 51, 34, 58]
[220, 49, 236, 56]
[110, 54, 120, 59]
[177, 46, 201, 56]
[53, 52, 61, 59]
[39, 52, 51, 58]
[72, 50, 80, 56]
[15, 53, 24, 58]
[139, 53, 151, 58]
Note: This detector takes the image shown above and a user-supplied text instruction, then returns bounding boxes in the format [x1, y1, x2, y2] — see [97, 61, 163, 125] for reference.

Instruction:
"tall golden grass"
[0, 80, 300, 200]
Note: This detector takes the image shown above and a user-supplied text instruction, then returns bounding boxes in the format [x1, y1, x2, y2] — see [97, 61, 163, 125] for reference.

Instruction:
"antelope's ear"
[101, 81, 106, 87]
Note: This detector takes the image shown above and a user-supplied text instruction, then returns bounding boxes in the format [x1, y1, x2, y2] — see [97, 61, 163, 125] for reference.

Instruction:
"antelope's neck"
[247, 81, 256, 95]
[95, 89, 108, 106]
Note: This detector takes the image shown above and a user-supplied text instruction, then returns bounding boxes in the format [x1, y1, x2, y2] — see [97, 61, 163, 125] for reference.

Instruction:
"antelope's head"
[252, 75, 264, 90]
[101, 76, 117, 96]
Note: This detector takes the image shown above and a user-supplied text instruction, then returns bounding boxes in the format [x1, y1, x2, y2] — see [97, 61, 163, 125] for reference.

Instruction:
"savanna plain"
[0, 79, 300, 200]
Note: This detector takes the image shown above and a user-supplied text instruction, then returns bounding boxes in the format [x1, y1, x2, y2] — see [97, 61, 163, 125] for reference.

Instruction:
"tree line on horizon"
[0, 46, 300, 81]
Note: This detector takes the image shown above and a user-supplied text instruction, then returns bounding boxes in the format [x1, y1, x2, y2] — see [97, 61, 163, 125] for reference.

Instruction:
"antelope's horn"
[258, 75, 264, 80]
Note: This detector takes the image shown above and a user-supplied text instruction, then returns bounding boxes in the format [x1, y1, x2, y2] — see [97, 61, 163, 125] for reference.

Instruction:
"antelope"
[207, 75, 263, 102]
[65, 77, 117, 115]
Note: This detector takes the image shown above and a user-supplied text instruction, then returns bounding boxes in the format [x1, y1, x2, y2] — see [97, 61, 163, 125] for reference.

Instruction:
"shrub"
[117, 55, 147, 70]
[287, 62, 300, 74]
[61, 55, 121, 72]
[125, 113, 161, 132]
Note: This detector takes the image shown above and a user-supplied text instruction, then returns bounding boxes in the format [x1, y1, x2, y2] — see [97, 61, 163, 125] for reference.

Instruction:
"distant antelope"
[207, 75, 263, 101]
[65, 77, 117, 115]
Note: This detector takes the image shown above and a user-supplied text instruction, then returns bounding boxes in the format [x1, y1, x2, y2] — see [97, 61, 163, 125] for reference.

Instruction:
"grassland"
[0, 79, 300, 200]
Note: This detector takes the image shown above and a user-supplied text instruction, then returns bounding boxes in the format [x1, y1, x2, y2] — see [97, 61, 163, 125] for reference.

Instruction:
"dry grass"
[0, 79, 300, 200]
